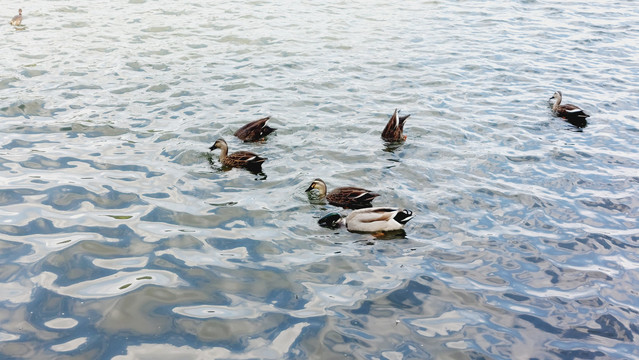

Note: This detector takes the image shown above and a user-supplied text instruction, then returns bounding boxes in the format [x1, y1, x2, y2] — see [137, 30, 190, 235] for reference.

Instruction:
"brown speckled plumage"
[209, 138, 266, 170]
[382, 108, 410, 142]
[234, 117, 276, 142]
[306, 178, 379, 209]
[549, 91, 589, 128]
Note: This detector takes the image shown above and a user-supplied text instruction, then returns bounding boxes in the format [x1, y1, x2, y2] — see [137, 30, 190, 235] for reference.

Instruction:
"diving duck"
[234, 116, 276, 142]
[382, 108, 410, 142]
[306, 178, 379, 209]
[209, 138, 266, 170]
[549, 91, 589, 128]
[10, 9, 22, 26]
[319, 207, 414, 233]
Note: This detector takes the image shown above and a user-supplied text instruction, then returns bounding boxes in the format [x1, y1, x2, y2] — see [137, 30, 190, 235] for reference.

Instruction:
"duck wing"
[225, 151, 266, 168]
[327, 187, 380, 208]
[563, 105, 589, 116]
[355, 208, 396, 223]
[345, 207, 412, 232]
[556, 104, 589, 128]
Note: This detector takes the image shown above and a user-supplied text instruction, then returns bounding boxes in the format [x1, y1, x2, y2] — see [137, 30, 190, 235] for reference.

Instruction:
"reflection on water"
[1, 0, 639, 359]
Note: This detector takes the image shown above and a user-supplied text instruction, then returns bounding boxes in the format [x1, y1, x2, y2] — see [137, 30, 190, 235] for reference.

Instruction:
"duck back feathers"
[234, 117, 276, 142]
[344, 207, 414, 232]
[224, 151, 266, 168]
[328, 186, 380, 209]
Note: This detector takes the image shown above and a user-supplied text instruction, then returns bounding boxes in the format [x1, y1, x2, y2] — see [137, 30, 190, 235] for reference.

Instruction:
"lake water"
[1, 0, 638, 359]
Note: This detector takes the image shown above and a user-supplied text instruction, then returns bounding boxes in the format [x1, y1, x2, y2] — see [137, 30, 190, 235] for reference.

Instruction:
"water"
[1, 0, 638, 358]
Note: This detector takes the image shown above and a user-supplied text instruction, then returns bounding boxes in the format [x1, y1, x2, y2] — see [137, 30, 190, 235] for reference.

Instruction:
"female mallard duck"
[382, 108, 410, 142]
[209, 138, 266, 170]
[306, 178, 379, 209]
[10, 9, 22, 26]
[234, 116, 276, 142]
[319, 207, 414, 233]
[549, 91, 589, 128]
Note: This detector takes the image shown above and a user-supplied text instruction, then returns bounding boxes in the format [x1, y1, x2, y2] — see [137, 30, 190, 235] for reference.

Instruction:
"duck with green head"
[319, 207, 414, 233]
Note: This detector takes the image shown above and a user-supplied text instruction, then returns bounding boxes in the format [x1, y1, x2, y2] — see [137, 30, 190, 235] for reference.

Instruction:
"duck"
[306, 178, 380, 209]
[234, 116, 276, 142]
[549, 91, 589, 128]
[208, 138, 266, 170]
[381, 108, 410, 142]
[10, 9, 22, 26]
[318, 207, 414, 233]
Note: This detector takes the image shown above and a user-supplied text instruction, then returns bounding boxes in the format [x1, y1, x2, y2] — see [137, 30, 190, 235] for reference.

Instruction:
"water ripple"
[32, 270, 186, 299]
[1, 0, 638, 358]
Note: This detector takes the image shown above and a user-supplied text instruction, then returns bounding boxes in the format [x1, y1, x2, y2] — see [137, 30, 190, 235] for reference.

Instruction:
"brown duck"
[209, 138, 266, 170]
[306, 178, 380, 209]
[10, 9, 22, 26]
[382, 108, 410, 142]
[234, 116, 276, 142]
[549, 91, 589, 128]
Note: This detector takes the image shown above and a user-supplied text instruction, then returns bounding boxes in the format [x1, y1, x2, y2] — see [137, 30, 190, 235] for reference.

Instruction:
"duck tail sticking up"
[382, 108, 410, 142]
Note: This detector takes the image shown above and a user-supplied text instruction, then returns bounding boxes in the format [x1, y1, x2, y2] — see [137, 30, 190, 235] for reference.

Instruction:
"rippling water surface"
[1, 0, 638, 358]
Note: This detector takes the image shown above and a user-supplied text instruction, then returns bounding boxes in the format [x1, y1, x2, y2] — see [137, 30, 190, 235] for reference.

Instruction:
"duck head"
[305, 178, 327, 194]
[549, 91, 562, 104]
[318, 213, 343, 229]
[209, 138, 227, 151]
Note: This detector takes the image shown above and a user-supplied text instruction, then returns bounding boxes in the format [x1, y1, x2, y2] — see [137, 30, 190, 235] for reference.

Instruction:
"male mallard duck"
[209, 138, 266, 170]
[319, 207, 414, 233]
[10, 9, 22, 26]
[306, 178, 379, 209]
[382, 108, 410, 142]
[234, 116, 276, 142]
[549, 91, 589, 128]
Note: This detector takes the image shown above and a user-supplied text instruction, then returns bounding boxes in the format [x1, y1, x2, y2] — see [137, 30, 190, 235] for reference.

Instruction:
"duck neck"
[316, 182, 327, 197]
[552, 95, 562, 111]
[217, 143, 228, 162]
